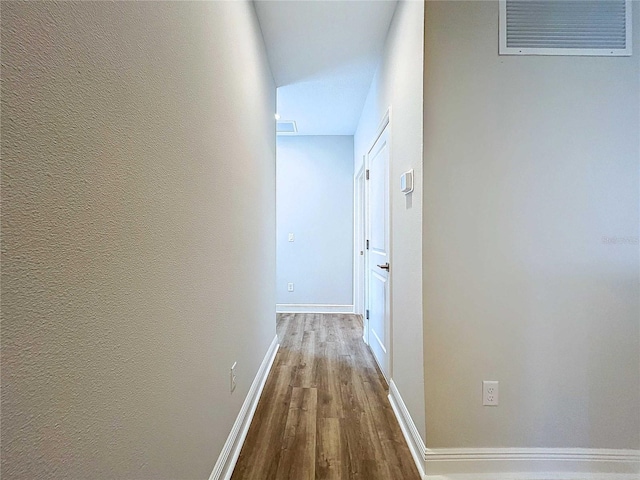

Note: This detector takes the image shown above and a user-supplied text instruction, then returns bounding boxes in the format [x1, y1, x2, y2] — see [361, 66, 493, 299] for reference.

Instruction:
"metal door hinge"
[366, 309, 369, 319]
[366, 240, 369, 250]
[366, 169, 370, 180]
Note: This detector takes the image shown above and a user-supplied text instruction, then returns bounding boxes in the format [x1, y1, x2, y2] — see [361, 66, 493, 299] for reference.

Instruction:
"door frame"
[354, 163, 366, 329]
[364, 108, 392, 379]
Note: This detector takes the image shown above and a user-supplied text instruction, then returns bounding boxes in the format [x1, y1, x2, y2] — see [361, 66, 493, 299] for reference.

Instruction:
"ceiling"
[254, 0, 398, 136]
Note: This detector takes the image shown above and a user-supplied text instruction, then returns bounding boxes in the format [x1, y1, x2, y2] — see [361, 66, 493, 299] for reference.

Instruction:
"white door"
[366, 123, 390, 380]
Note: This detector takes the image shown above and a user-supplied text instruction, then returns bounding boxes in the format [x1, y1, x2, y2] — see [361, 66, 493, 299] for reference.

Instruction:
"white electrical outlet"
[287, 282, 294, 292]
[483, 380, 499, 406]
[230, 362, 237, 393]
[288, 233, 295, 242]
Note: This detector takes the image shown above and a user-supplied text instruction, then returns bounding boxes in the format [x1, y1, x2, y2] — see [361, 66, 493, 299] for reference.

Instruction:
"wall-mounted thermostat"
[401, 169, 414, 194]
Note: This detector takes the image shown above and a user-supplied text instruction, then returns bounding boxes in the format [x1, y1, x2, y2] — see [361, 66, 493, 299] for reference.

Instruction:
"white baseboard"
[276, 303, 354, 314]
[387, 380, 639, 480]
[388, 379, 427, 478]
[425, 474, 639, 480]
[423, 448, 640, 480]
[208, 335, 279, 480]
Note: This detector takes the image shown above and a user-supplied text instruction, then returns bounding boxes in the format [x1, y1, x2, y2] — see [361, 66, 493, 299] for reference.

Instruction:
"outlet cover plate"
[483, 380, 499, 406]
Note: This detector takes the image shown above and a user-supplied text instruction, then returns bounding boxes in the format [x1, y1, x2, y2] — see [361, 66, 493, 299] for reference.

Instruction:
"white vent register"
[499, 0, 632, 56]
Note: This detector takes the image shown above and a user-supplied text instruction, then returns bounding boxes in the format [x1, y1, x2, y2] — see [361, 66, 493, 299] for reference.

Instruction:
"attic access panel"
[276, 120, 298, 135]
[499, 0, 632, 56]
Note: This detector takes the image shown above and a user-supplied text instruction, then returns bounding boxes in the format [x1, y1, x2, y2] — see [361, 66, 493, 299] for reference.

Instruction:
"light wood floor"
[231, 313, 420, 480]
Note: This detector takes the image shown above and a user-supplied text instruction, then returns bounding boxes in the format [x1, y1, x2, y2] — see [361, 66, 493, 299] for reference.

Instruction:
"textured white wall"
[423, 1, 640, 449]
[355, 0, 426, 442]
[276, 136, 354, 306]
[1, 2, 276, 478]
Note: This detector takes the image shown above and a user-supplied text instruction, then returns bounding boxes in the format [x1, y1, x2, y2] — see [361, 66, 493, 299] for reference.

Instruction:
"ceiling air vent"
[499, 0, 632, 56]
[276, 120, 298, 135]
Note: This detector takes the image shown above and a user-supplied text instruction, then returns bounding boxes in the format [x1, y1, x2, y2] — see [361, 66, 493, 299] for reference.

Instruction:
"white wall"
[355, 0, 426, 442]
[423, 1, 640, 450]
[276, 135, 354, 308]
[1, 2, 276, 478]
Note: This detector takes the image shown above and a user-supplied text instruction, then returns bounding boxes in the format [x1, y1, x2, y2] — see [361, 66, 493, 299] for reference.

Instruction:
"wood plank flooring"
[231, 313, 420, 480]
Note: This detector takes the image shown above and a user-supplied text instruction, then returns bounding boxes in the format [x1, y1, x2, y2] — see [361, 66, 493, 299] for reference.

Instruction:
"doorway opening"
[254, 1, 398, 328]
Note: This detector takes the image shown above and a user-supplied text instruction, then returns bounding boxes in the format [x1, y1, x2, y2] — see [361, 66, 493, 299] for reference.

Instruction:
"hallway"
[231, 313, 420, 480]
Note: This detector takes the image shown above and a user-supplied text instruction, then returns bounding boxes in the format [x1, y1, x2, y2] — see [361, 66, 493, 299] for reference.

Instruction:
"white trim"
[367, 108, 390, 157]
[388, 379, 427, 478]
[425, 474, 640, 480]
[371, 328, 387, 354]
[353, 163, 366, 321]
[424, 448, 640, 479]
[208, 336, 279, 480]
[385, 106, 393, 379]
[275, 304, 354, 314]
[384, 384, 640, 480]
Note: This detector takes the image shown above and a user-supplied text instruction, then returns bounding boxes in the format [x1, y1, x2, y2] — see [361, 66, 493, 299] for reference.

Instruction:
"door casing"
[354, 164, 366, 323]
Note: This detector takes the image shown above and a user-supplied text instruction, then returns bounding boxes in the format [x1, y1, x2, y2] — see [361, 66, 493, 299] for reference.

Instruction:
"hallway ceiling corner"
[254, 0, 398, 136]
